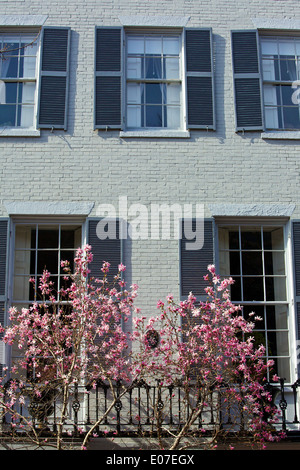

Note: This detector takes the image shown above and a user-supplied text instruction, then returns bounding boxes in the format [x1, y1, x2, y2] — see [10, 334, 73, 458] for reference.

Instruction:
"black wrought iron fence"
[1, 378, 300, 440]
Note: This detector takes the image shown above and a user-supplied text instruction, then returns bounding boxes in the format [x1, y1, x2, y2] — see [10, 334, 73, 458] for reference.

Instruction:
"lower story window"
[218, 224, 290, 382]
[13, 223, 82, 304]
[11, 222, 82, 378]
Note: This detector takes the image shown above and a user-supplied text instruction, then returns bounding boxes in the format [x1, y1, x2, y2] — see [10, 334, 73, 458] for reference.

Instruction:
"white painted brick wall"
[0, 0, 300, 315]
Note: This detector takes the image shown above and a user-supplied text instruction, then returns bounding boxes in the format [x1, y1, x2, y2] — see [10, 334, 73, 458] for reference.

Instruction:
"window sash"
[217, 223, 290, 381]
[261, 36, 300, 130]
[0, 32, 39, 128]
[125, 32, 183, 129]
[13, 223, 82, 304]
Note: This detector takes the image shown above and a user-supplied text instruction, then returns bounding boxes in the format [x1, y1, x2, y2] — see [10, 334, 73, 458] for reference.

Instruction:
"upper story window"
[0, 26, 71, 135]
[231, 30, 300, 134]
[126, 34, 183, 129]
[0, 32, 39, 129]
[95, 26, 215, 135]
[261, 36, 300, 131]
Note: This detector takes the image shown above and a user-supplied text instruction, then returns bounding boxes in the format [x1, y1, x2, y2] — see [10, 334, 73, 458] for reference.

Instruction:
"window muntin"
[0, 33, 39, 128]
[218, 224, 290, 382]
[261, 36, 300, 130]
[126, 34, 182, 129]
[13, 223, 82, 304]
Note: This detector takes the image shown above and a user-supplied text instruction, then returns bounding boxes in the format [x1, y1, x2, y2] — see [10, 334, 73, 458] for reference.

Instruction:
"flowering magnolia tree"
[0, 245, 138, 450]
[0, 248, 284, 450]
[131, 265, 283, 450]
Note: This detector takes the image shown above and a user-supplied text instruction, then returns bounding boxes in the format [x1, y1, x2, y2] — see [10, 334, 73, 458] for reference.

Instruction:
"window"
[126, 34, 182, 129]
[0, 32, 39, 128]
[261, 36, 300, 130]
[13, 223, 82, 305]
[218, 224, 290, 382]
[95, 27, 215, 133]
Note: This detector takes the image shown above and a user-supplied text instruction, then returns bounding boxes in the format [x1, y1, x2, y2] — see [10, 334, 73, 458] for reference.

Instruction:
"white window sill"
[261, 131, 300, 140]
[0, 128, 40, 137]
[120, 130, 190, 139]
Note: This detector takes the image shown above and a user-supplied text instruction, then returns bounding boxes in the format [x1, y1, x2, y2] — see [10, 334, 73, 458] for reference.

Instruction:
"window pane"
[22, 55, 36, 78]
[145, 37, 161, 54]
[243, 277, 264, 301]
[267, 331, 289, 357]
[127, 36, 144, 54]
[145, 105, 162, 127]
[265, 276, 286, 301]
[127, 57, 142, 79]
[279, 57, 297, 81]
[262, 58, 279, 81]
[229, 251, 240, 274]
[145, 56, 162, 79]
[261, 40, 278, 56]
[264, 251, 285, 275]
[1, 57, 18, 78]
[243, 305, 265, 328]
[146, 83, 162, 104]
[241, 229, 262, 250]
[164, 57, 180, 79]
[283, 105, 300, 129]
[18, 105, 34, 128]
[230, 276, 241, 301]
[0, 104, 16, 126]
[4, 82, 17, 103]
[37, 229, 59, 248]
[229, 230, 239, 249]
[278, 40, 295, 57]
[20, 82, 35, 103]
[242, 251, 263, 275]
[37, 250, 58, 274]
[163, 37, 179, 55]
[165, 105, 180, 128]
[127, 105, 142, 128]
[266, 305, 288, 330]
[2, 42, 19, 58]
[127, 83, 142, 104]
[263, 227, 284, 250]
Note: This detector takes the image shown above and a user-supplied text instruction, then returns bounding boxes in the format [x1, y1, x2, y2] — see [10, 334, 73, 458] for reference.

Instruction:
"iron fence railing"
[1, 378, 300, 440]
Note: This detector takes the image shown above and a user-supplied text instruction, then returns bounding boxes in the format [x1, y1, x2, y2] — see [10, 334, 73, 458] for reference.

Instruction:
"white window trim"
[121, 27, 188, 136]
[0, 27, 42, 136]
[253, 19, 300, 139]
[8, 216, 87, 306]
[214, 217, 297, 384]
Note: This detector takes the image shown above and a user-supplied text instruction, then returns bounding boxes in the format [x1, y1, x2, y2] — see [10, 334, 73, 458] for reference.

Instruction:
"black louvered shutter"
[37, 27, 71, 130]
[95, 27, 123, 129]
[231, 30, 263, 131]
[292, 221, 300, 369]
[88, 219, 122, 283]
[0, 220, 8, 376]
[0, 220, 8, 298]
[185, 28, 215, 130]
[180, 219, 214, 297]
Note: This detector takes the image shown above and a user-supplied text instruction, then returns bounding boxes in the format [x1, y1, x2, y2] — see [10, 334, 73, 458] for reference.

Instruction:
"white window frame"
[8, 217, 86, 306]
[215, 218, 296, 384]
[120, 27, 189, 138]
[7, 218, 86, 371]
[260, 35, 300, 132]
[0, 29, 41, 136]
